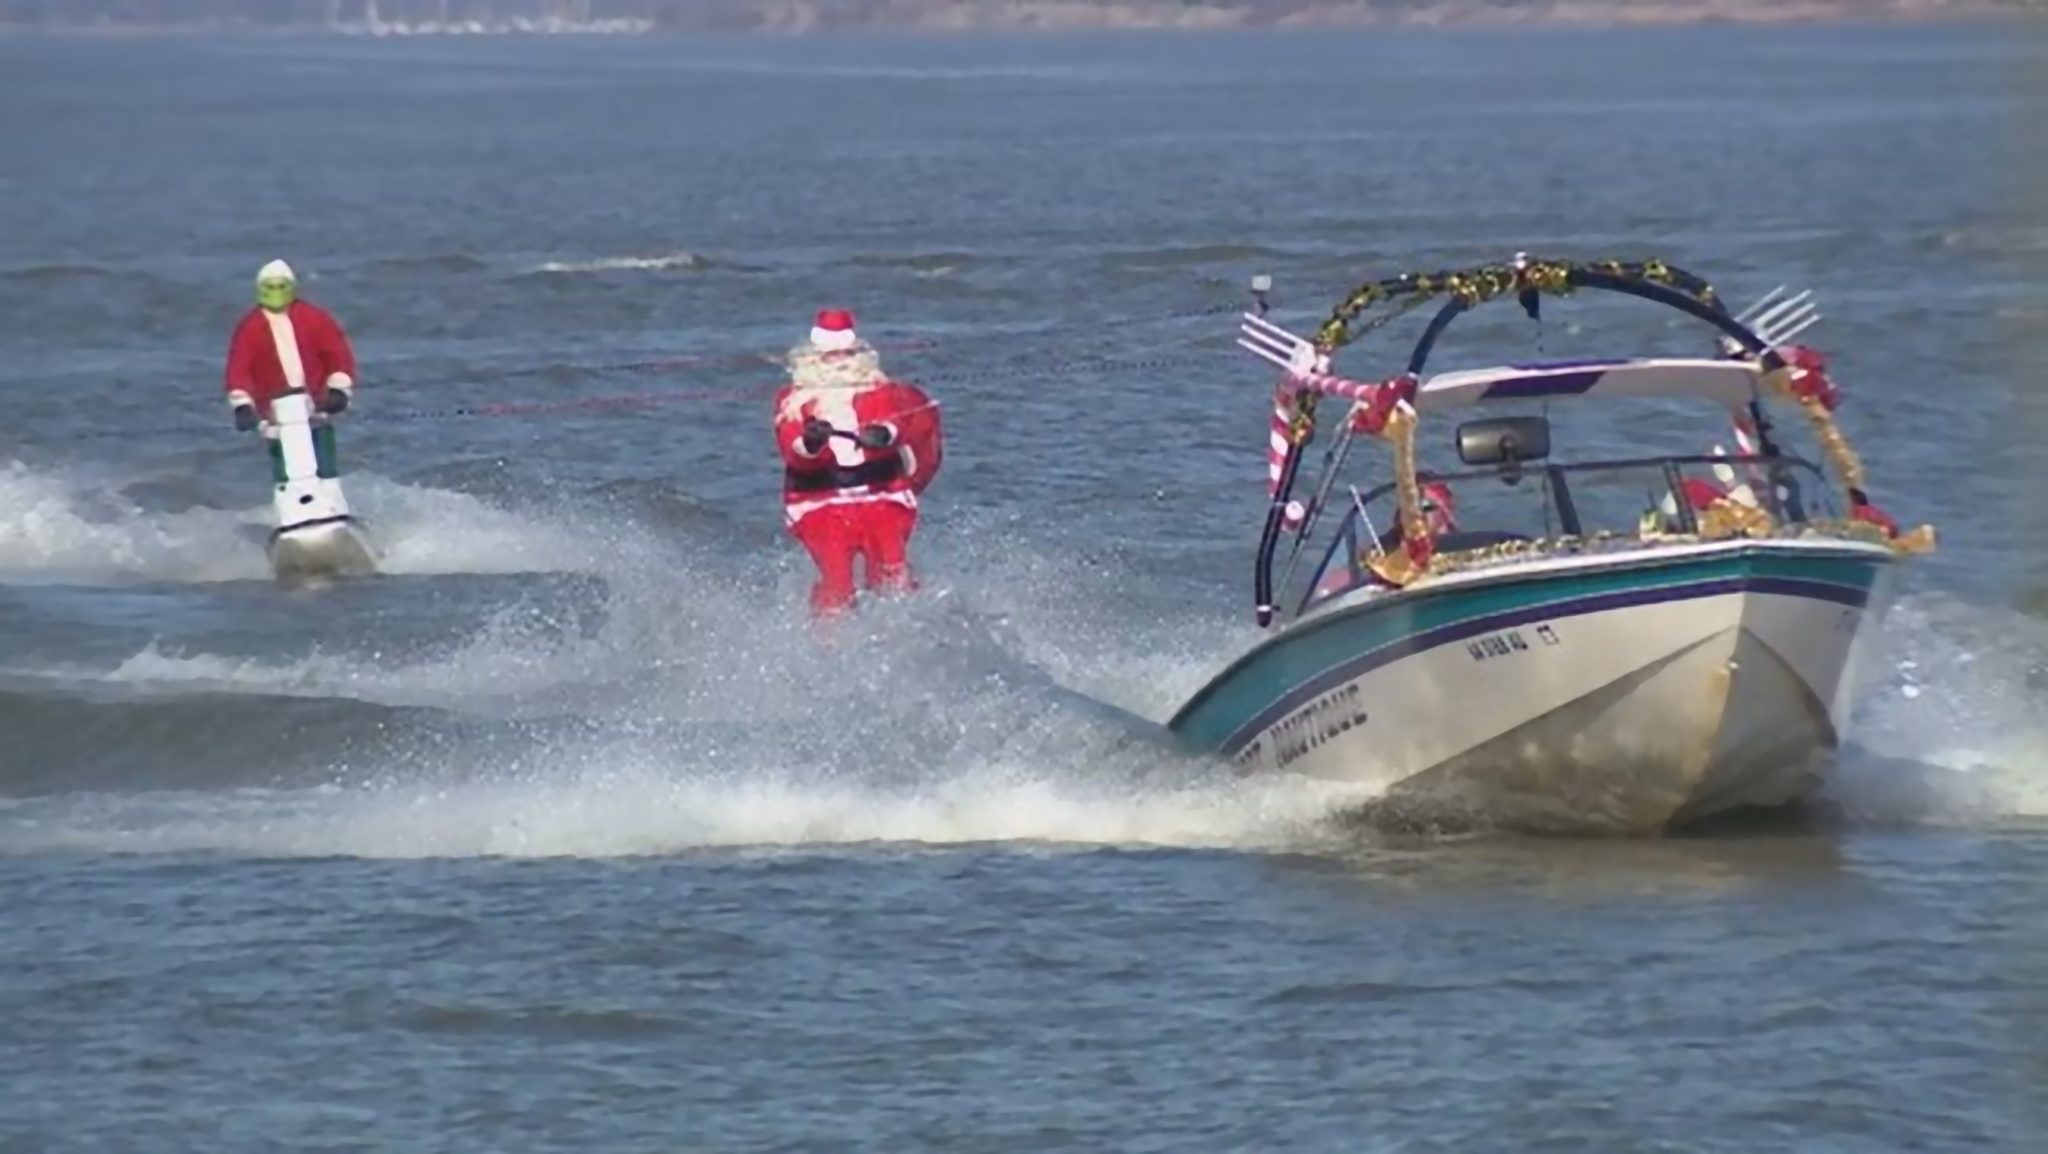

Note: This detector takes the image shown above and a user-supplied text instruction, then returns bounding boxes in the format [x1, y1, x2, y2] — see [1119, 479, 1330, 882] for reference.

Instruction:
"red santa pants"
[789, 499, 919, 616]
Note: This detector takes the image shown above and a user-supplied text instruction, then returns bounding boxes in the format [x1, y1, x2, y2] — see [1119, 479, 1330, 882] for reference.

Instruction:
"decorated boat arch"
[1243, 254, 1935, 627]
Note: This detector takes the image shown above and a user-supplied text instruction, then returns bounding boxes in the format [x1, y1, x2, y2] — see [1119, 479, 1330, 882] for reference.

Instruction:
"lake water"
[0, 20, 2044, 1151]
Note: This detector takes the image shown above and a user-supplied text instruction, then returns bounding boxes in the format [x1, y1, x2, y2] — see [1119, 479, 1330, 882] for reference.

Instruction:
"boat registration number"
[1468, 624, 1560, 662]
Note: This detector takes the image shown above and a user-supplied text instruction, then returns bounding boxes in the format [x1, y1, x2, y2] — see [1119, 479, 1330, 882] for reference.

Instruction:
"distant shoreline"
[1, 2, 2038, 38]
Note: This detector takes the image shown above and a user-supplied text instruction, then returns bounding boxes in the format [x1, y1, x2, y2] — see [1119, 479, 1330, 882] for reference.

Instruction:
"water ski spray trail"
[8, 503, 2042, 856]
[0, 527, 1383, 859]
[0, 462, 270, 584]
[336, 474, 637, 578]
[0, 462, 626, 585]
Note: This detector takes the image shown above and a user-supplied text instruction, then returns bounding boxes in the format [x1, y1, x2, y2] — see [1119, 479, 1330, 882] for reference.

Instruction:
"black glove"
[233, 404, 257, 432]
[801, 417, 833, 453]
[319, 389, 349, 414]
[855, 423, 895, 450]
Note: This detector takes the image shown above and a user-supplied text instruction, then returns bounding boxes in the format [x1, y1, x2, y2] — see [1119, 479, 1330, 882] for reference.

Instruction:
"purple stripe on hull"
[1505, 358, 1633, 371]
[1477, 369, 1608, 401]
[1221, 575, 1870, 755]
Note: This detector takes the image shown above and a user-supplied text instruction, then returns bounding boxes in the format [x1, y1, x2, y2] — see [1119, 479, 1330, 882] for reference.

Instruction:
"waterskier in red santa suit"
[772, 308, 942, 617]
[223, 259, 357, 478]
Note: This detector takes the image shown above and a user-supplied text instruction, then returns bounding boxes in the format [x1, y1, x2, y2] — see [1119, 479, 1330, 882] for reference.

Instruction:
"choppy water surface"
[1, 22, 2044, 1150]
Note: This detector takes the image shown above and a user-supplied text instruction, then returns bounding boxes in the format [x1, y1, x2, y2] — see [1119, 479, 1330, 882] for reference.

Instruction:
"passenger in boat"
[772, 308, 944, 618]
[1356, 480, 1459, 588]
[223, 259, 357, 479]
[1419, 480, 1458, 537]
[1644, 475, 1732, 534]
[1370, 480, 1457, 550]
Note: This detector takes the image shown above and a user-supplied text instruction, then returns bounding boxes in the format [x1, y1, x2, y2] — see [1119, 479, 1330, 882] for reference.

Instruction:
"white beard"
[778, 340, 885, 423]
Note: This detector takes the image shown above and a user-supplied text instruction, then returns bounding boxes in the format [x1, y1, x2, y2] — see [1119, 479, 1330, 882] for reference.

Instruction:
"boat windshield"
[1287, 452, 1838, 618]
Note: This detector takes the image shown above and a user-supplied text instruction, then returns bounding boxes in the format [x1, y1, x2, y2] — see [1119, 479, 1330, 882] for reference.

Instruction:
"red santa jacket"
[773, 378, 941, 526]
[224, 299, 357, 418]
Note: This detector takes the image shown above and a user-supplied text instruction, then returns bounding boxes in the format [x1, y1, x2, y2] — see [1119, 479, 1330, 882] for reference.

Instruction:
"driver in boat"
[1324, 479, 1458, 595]
[1642, 448, 1763, 535]
[223, 259, 357, 483]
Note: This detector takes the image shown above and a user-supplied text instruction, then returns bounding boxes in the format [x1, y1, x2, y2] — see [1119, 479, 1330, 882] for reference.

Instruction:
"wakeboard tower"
[1165, 253, 1937, 834]
[263, 388, 379, 583]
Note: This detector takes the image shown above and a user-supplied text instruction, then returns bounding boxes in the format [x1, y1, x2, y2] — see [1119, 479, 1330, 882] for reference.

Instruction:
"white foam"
[10, 498, 2048, 856]
[1826, 590, 2048, 824]
[341, 473, 629, 578]
[0, 525, 1388, 858]
[95, 616, 581, 713]
[0, 763, 1375, 860]
[0, 460, 271, 583]
[524, 252, 704, 275]
[0, 461, 624, 586]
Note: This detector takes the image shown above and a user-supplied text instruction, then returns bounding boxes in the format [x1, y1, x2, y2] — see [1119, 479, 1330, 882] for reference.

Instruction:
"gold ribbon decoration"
[1362, 402, 1431, 587]
[1760, 365, 1865, 491]
[1695, 497, 1775, 540]
[1758, 365, 1936, 555]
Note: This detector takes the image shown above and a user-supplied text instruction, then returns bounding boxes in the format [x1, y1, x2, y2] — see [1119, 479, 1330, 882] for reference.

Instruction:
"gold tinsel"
[1310, 257, 1725, 355]
[1362, 403, 1429, 587]
[1423, 535, 1549, 576]
[1364, 543, 1424, 587]
[1761, 367, 1865, 491]
[1387, 404, 1425, 543]
[1520, 260, 1573, 295]
[1401, 511, 1936, 584]
[1758, 367, 1936, 555]
[1892, 525, 1938, 553]
[1695, 498, 1775, 540]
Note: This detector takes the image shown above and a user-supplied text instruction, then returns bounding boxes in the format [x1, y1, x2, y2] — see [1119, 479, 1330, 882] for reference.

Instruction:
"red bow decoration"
[1678, 477, 1730, 511]
[1849, 493, 1899, 538]
[1780, 344, 1842, 411]
[1347, 374, 1419, 436]
[1403, 532, 1435, 572]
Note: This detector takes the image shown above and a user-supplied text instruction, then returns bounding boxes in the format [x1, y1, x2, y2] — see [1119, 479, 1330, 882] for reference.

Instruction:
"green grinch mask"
[257, 278, 295, 312]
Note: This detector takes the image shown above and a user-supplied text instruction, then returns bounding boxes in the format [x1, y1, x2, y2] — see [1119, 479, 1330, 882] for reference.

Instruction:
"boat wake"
[0, 523, 1380, 857]
[0, 460, 626, 585]
[0, 760, 1378, 860]
[0, 499, 2041, 858]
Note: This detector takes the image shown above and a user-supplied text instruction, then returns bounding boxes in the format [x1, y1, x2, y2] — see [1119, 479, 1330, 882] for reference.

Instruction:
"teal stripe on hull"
[1168, 546, 1886, 752]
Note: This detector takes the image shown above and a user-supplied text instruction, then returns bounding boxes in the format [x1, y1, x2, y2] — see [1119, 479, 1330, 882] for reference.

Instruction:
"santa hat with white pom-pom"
[809, 308, 859, 352]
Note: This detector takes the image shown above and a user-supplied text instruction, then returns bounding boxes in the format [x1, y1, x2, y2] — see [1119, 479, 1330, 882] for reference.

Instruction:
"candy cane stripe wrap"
[1264, 369, 1415, 532]
[1730, 409, 1759, 455]
[1269, 383, 1306, 530]
[1267, 386, 1291, 492]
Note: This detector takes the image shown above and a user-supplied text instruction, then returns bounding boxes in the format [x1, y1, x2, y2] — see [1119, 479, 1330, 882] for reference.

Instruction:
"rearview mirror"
[1456, 416, 1551, 467]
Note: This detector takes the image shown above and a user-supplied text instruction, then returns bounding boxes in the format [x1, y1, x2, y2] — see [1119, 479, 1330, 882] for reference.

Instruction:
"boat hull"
[1167, 540, 1897, 835]
[266, 517, 380, 583]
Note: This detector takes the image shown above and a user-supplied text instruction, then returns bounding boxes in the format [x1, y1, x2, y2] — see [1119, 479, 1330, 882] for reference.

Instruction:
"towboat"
[263, 389, 379, 583]
[1166, 256, 1936, 834]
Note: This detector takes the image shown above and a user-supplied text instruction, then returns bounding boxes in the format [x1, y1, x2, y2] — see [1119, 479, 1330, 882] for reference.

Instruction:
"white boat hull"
[267, 517, 380, 583]
[1169, 539, 1898, 835]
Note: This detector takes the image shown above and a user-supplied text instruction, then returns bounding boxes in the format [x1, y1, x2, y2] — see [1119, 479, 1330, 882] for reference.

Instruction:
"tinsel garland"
[1412, 514, 1923, 582]
[1363, 403, 1429, 587]
[1760, 366, 1935, 554]
[1761, 366, 1866, 491]
[1695, 497, 1775, 540]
